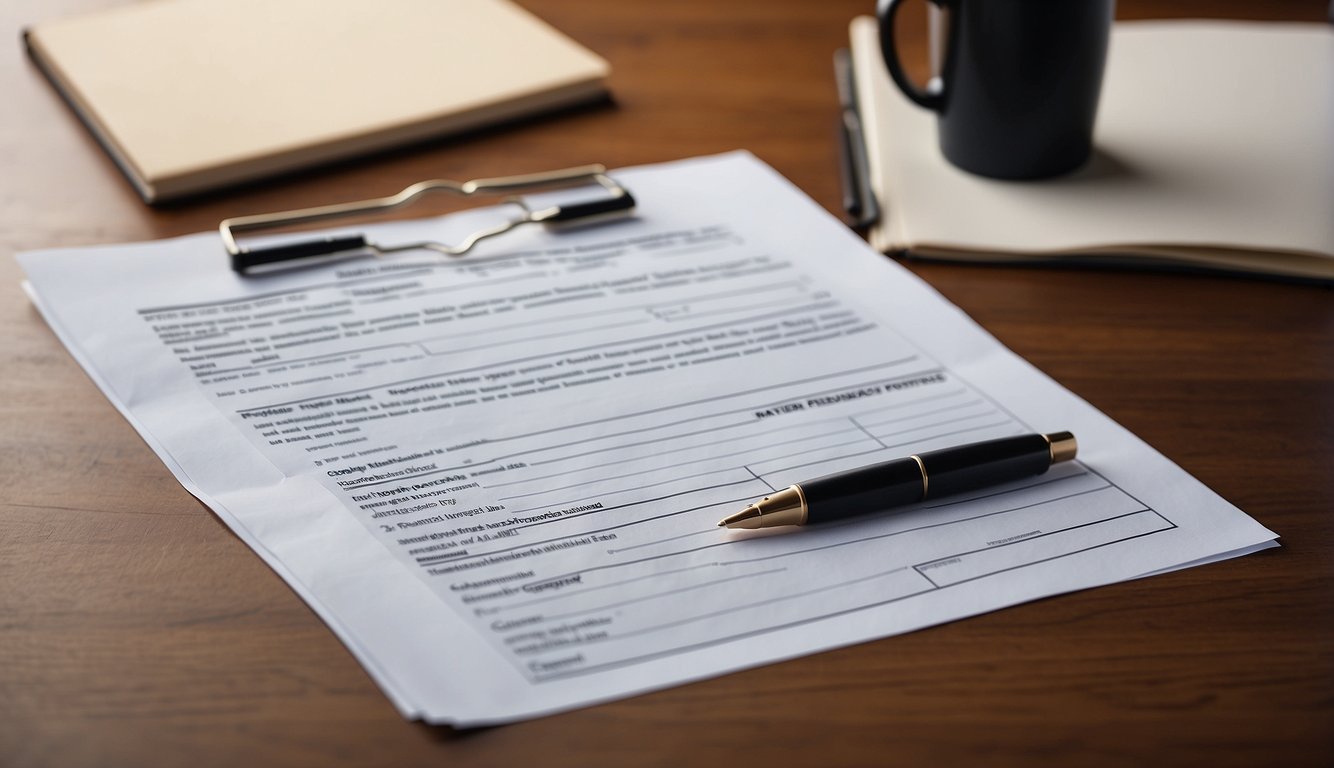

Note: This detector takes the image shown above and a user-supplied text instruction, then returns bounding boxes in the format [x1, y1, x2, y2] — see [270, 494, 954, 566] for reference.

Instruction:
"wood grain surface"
[2, 2, 1330, 766]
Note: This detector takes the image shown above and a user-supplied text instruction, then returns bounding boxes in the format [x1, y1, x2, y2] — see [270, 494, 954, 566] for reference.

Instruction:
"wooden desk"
[2, 1, 1330, 765]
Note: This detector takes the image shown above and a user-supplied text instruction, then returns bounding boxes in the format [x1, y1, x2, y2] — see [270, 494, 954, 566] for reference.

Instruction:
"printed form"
[19, 153, 1277, 725]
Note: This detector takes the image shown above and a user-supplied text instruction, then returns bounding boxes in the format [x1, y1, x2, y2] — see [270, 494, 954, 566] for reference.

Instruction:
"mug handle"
[877, 0, 946, 111]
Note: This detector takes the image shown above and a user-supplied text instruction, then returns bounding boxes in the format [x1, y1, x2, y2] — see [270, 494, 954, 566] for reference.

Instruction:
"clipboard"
[221, 165, 635, 275]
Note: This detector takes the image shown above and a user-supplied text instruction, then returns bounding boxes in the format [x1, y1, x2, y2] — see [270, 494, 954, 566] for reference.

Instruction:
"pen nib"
[717, 488, 807, 530]
[717, 504, 764, 530]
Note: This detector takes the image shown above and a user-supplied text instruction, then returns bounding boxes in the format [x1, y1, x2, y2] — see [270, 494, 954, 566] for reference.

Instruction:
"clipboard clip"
[220, 165, 635, 275]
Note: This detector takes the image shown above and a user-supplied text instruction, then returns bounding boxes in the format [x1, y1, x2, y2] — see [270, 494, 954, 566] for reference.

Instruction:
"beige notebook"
[25, 0, 610, 203]
[849, 18, 1334, 281]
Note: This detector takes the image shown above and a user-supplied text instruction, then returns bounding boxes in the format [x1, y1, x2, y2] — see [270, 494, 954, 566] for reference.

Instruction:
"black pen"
[718, 432, 1077, 530]
[834, 47, 879, 229]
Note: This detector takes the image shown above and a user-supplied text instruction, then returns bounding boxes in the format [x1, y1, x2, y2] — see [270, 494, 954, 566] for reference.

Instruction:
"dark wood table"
[3, 1, 1330, 765]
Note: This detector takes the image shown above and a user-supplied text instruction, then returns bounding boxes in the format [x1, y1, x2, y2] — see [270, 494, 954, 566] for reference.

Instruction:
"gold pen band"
[909, 453, 928, 498]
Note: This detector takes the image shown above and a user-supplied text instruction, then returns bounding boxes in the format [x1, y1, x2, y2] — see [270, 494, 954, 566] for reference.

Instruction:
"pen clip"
[220, 165, 636, 275]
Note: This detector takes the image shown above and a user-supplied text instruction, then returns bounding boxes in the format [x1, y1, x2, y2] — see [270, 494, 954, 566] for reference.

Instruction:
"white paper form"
[18, 152, 1277, 725]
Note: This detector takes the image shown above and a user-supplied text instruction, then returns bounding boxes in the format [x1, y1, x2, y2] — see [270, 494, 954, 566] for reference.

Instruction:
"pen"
[834, 48, 879, 228]
[718, 431, 1077, 529]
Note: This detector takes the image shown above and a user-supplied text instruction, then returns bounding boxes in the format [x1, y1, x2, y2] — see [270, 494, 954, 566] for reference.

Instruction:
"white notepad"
[849, 19, 1334, 280]
[25, 0, 610, 202]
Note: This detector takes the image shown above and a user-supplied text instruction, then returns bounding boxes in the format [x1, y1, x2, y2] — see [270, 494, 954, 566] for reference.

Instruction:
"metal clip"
[220, 165, 635, 275]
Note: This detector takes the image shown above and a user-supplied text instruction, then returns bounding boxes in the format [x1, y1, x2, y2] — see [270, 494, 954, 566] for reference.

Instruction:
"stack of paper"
[17, 153, 1277, 724]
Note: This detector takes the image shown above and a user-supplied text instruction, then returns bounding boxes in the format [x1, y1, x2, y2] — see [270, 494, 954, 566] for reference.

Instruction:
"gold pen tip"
[718, 488, 807, 530]
[718, 504, 764, 530]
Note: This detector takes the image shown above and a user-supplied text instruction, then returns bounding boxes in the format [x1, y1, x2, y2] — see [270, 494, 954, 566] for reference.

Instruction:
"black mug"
[878, 0, 1114, 179]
